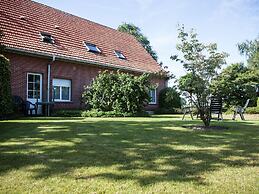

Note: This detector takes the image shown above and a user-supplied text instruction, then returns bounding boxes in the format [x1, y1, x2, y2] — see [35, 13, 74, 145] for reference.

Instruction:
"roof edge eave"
[4, 46, 156, 74]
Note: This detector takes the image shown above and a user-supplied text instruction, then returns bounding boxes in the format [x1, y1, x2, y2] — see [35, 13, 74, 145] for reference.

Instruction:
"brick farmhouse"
[0, 0, 167, 113]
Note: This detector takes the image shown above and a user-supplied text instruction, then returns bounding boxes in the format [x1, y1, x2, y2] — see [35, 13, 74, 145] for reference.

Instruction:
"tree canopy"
[238, 37, 259, 69]
[211, 63, 258, 107]
[172, 25, 228, 126]
[117, 23, 158, 61]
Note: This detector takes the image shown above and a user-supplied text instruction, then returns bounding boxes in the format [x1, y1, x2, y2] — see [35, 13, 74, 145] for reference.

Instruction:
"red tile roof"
[0, 0, 162, 73]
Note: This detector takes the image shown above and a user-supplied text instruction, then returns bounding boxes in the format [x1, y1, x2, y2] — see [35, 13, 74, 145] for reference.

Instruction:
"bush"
[81, 109, 149, 117]
[225, 105, 259, 114]
[157, 87, 181, 114]
[52, 109, 82, 117]
[154, 107, 181, 114]
[82, 71, 151, 115]
[0, 55, 13, 117]
[246, 107, 259, 114]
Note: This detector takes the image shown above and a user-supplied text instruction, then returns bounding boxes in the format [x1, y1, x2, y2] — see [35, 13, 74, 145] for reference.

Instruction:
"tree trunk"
[199, 109, 211, 127]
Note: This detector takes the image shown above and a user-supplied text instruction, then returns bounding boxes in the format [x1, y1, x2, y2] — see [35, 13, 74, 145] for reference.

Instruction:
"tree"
[171, 25, 228, 127]
[82, 71, 151, 114]
[0, 30, 5, 54]
[211, 63, 258, 107]
[118, 23, 158, 61]
[178, 73, 205, 96]
[0, 54, 13, 116]
[238, 36, 259, 69]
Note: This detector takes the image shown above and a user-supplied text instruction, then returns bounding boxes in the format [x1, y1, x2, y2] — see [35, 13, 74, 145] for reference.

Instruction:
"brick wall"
[6, 52, 166, 110]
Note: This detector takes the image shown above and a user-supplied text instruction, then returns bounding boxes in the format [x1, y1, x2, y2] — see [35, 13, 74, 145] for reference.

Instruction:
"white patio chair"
[232, 99, 250, 120]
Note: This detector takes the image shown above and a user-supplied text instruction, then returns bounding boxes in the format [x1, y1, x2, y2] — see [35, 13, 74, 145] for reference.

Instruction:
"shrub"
[154, 107, 181, 114]
[81, 109, 149, 117]
[157, 87, 181, 114]
[225, 105, 259, 114]
[246, 107, 259, 114]
[0, 55, 13, 117]
[82, 71, 151, 115]
[52, 109, 82, 117]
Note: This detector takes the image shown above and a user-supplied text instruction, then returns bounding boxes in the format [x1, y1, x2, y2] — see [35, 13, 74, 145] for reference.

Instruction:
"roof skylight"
[40, 32, 54, 44]
[84, 42, 101, 53]
[114, 50, 126, 59]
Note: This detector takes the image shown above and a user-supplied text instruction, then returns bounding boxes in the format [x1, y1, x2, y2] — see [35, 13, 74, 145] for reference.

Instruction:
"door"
[27, 73, 42, 114]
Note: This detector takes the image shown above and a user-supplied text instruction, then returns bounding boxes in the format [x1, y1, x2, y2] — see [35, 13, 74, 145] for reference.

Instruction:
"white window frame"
[149, 88, 157, 105]
[53, 78, 71, 102]
[27, 73, 42, 101]
[84, 42, 101, 53]
[114, 50, 126, 59]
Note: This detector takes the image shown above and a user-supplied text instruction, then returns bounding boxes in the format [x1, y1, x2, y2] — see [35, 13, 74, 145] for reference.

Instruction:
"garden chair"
[210, 96, 223, 120]
[182, 105, 194, 120]
[24, 101, 38, 116]
[232, 99, 250, 120]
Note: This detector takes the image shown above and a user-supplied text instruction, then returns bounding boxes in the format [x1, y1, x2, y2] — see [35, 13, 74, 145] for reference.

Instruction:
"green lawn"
[0, 115, 258, 193]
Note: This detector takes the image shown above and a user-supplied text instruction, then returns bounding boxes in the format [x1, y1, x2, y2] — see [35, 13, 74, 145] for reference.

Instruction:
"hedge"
[0, 54, 13, 117]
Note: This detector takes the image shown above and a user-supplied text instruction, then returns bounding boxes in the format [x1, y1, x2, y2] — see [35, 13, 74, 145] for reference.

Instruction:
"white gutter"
[47, 64, 51, 102]
[5, 46, 154, 74]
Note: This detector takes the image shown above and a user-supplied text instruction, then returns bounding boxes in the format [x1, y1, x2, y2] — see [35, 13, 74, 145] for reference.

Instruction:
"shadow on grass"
[0, 117, 258, 186]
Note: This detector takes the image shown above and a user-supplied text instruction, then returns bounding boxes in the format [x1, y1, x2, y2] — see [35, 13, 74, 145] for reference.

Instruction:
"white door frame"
[26, 73, 43, 114]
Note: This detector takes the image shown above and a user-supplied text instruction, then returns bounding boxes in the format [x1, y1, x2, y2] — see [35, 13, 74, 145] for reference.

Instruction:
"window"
[114, 50, 126, 59]
[27, 73, 42, 99]
[149, 89, 157, 104]
[84, 42, 101, 53]
[40, 32, 55, 44]
[53, 79, 71, 102]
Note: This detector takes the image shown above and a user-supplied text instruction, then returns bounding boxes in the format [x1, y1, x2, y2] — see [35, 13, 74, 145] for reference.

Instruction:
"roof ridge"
[31, 0, 134, 39]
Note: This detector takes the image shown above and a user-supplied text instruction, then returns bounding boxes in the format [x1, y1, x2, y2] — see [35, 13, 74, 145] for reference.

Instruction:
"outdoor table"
[37, 101, 55, 116]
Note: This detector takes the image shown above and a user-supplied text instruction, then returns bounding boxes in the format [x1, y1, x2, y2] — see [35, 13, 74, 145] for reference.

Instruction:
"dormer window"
[40, 32, 54, 44]
[114, 50, 126, 60]
[84, 42, 101, 53]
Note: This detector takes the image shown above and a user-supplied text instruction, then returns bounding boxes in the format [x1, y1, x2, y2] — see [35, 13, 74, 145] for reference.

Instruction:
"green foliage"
[211, 63, 258, 107]
[82, 71, 151, 115]
[246, 106, 259, 114]
[238, 37, 259, 69]
[158, 87, 181, 113]
[118, 23, 158, 61]
[154, 107, 181, 114]
[0, 55, 13, 116]
[171, 25, 228, 126]
[81, 109, 149, 117]
[178, 73, 205, 94]
[52, 109, 83, 117]
[0, 30, 5, 54]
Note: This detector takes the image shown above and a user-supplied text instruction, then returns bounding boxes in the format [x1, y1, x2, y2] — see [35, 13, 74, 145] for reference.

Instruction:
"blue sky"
[35, 0, 259, 78]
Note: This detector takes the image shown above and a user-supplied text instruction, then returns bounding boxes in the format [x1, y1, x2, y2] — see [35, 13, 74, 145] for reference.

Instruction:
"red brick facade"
[6, 52, 166, 111]
[1, 0, 168, 111]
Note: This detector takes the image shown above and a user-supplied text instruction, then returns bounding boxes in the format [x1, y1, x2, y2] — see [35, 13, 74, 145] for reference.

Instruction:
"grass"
[0, 115, 258, 193]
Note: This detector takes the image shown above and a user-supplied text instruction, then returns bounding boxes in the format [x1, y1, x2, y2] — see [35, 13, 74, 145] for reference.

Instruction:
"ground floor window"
[149, 89, 157, 104]
[53, 78, 71, 102]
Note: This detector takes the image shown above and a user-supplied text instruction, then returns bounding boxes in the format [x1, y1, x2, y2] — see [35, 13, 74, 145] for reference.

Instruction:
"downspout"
[47, 54, 55, 103]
